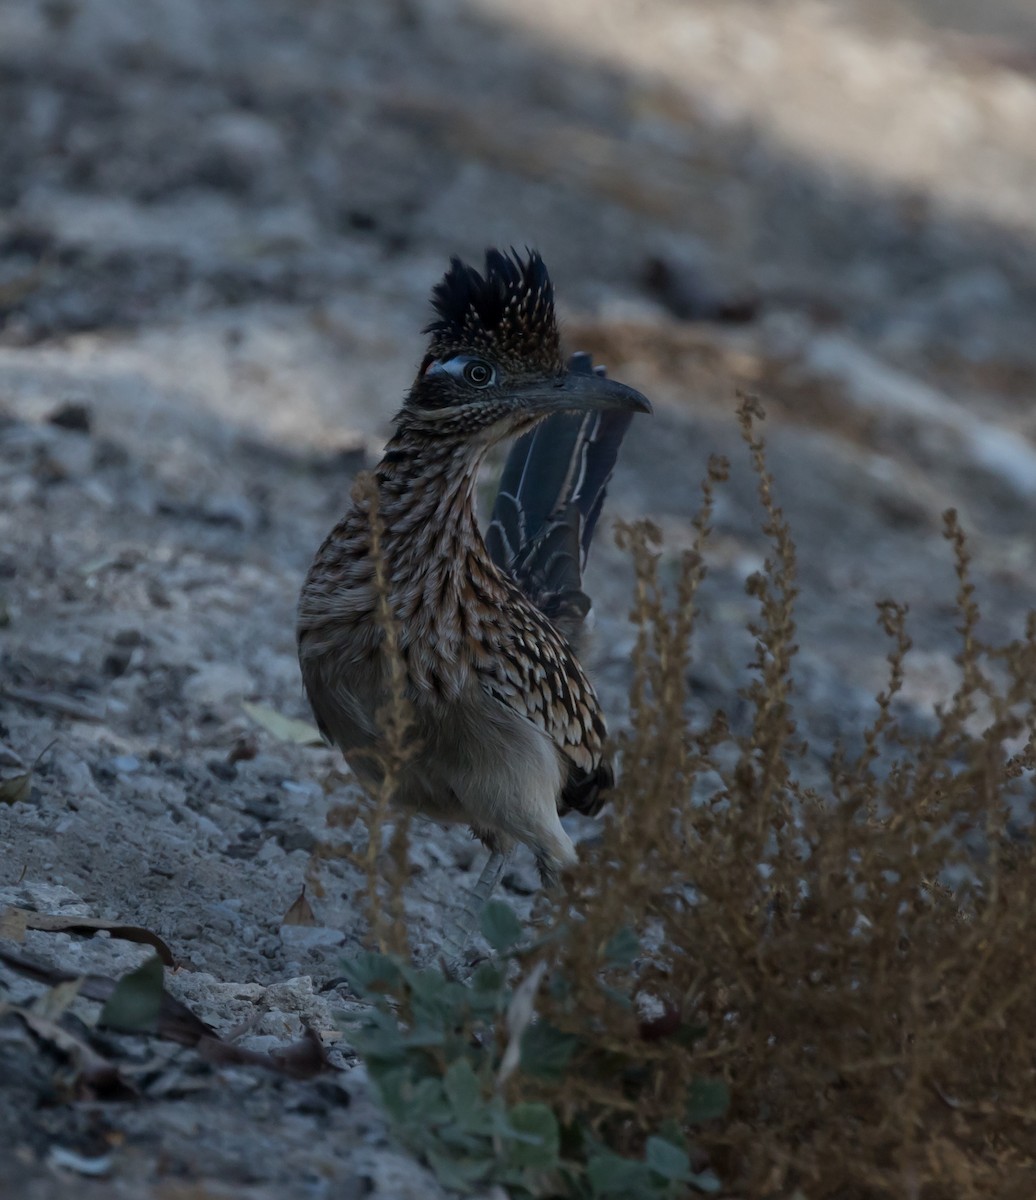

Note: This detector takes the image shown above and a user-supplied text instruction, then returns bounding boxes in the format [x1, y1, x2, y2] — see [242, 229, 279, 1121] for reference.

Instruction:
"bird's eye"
[463, 360, 494, 387]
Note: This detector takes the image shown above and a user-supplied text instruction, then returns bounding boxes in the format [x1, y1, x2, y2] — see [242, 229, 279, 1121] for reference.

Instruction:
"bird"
[297, 248, 651, 950]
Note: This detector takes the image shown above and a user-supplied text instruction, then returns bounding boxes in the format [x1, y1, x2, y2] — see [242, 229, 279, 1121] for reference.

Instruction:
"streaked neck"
[372, 430, 490, 582]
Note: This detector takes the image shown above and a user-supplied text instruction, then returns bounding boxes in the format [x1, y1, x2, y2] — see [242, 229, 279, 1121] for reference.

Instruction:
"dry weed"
[331, 399, 1036, 1197]
[542, 396, 1036, 1197]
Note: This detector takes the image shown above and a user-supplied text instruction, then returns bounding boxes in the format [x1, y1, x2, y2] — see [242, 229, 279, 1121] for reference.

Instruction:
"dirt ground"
[2, 0, 1036, 1195]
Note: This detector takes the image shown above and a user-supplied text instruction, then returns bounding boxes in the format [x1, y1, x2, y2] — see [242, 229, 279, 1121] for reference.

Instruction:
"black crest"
[424, 248, 561, 371]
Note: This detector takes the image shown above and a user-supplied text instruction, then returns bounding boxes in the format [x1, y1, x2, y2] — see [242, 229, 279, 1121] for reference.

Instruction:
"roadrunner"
[297, 248, 650, 944]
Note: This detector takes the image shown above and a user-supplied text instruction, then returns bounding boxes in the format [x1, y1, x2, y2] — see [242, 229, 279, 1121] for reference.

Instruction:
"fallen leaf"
[242, 701, 324, 747]
[0, 946, 216, 1044]
[0, 906, 28, 941]
[0, 687, 105, 721]
[0, 260, 44, 308]
[10, 1007, 138, 1099]
[31, 977, 84, 1021]
[0, 738, 57, 805]
[100, 955, 164, 1032]
[0, 947, 331, 1078]
[199, 1024, 332, 1080]
[1, 908, 175, 964]
[281, 887, 317, 927]
[0, 771, 32, 805]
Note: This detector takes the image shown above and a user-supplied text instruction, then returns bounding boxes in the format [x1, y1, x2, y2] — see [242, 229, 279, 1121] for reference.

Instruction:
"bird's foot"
[440, 851, 508, 979]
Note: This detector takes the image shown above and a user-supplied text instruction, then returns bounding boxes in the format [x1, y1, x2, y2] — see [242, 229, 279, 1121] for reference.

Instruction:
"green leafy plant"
[338, 902, 726, 1197]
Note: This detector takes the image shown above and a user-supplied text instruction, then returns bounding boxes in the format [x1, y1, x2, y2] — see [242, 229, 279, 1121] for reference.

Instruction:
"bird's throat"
[373, 434, 495, 629]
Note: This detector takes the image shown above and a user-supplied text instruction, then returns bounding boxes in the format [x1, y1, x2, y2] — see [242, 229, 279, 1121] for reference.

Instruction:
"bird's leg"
[441, 850, 508, 976]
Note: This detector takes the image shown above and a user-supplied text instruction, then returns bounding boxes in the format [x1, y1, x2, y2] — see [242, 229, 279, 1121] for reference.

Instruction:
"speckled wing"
[478, 580, 612, 816]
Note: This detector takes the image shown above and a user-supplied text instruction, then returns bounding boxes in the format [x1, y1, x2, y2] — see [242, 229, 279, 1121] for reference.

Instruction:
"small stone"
[280, 779, 317, 797]
[0, 743, 24, 770]
[33, 435, 93, 483]
[103, 648, 134, 678]
[47, 402, 92, 434]
[182, 663, 255, 709]
[227, 734, 259, 765]
[242, 794, 281, 821]
[272, 822, 317, 854]
[200, 494, 258, 530]
[202, 112, 286, 173]
[93, 439, 130, 469]
[278, 924, 344, 950]
[224, 832, 260, 859]
[146, 579, 172, 608]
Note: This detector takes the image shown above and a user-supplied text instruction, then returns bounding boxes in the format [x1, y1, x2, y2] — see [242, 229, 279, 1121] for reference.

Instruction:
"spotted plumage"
[297, 248, 650, 885]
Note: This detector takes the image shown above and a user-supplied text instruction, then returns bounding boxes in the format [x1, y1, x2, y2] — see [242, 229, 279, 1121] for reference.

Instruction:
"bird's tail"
[486, 351, 635, 646]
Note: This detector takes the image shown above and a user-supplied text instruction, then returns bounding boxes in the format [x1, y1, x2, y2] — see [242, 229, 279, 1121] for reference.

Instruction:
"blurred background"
[4, 0, 1036, 972]
[3, 0, 1035, 712]
[3, 0, 1036, 1188]
[3, 0, 1036, 954]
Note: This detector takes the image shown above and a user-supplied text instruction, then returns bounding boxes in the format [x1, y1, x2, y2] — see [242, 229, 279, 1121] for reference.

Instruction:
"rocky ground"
[2, 0, 1036, 1195]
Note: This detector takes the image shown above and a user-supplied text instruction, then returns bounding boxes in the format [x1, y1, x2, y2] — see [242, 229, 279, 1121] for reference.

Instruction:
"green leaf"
[467, 959, 506, 1010]
[339, 952, 403, 998]
[425, 1149, 493, 1191]
[99, 955, 164, 1032]
[656, 1118, 685, 1149]
[406, 1076, 451, 1126]
[598, 984, 633, 1010]
[444, 1059, 482, 1124]
[520, 1020, 579, 1080]
[372, 1066, 411, 1123]
[646, 1136, 690, 1182]
[398, 1027, 447, 1051]
[436, 1120, 491, 1151]
[547, 971, 571, 1003]
[352, 1012, 409, 1066]
[686, 1076, 729, 1124]
[401, 965, 469, 1029]
[480, 900, 523, 952]
[603, 926, 640, 967]
[470, 960, 504, 991]
[400, 964, 448, 998]
[358, 1034, 412, 1067]
[687, 1167, 723, 1194]
[503, 1102, 559, 1170]
[587, 1153, 658, 1197]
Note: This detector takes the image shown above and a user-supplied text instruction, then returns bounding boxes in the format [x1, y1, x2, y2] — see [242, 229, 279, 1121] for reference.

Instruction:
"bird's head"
[397, 248, 651, 442]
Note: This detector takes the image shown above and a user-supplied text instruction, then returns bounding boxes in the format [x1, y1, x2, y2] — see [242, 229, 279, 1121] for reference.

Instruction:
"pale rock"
[182, 662, 256, 709]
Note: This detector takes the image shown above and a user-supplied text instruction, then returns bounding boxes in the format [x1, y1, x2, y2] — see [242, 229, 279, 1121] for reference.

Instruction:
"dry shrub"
[541, 396, 1036, 1197]
[334, 397, 1036, 1197]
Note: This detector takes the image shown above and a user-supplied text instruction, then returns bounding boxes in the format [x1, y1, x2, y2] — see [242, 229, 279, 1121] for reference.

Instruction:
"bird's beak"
[520, 371, 653, 417]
